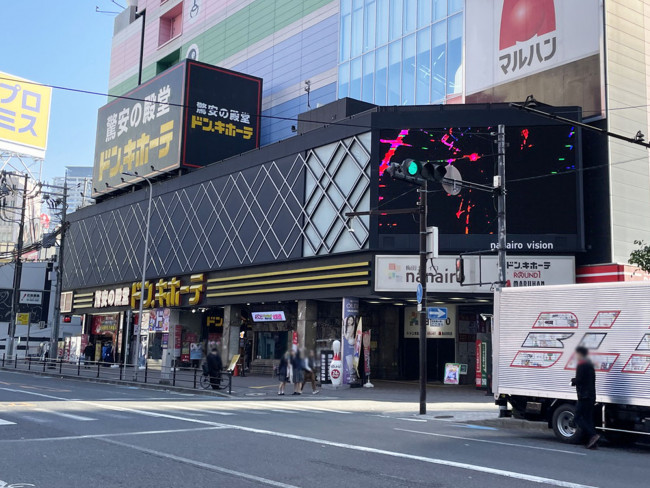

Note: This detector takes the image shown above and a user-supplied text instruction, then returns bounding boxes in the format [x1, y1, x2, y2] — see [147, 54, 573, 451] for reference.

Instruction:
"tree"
[629, 240, 650, 273]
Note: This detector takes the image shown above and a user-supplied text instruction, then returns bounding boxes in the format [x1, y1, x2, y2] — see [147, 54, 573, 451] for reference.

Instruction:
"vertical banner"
[363, 330, 371, 375]
[342, 298, 359, 384]
[475, 340, 482, 388]
[353, 318, 363, 375]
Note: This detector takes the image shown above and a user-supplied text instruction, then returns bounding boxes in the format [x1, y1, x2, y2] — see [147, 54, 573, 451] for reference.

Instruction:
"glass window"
[387, 40, 401, 105]
[340, 9, 352, 61]
[364, 0, 377, 52]
[447, 13, 462, 95]
[341, 0, 352, 14]
[350, 56, 362, 99]
[431, 21, 446, 103]
[401, 34, 416, 105]
[375, 45, 388, 105]
[338, 62, 350, 98]
[376, 0, 389, 46]
[416, 27, 430, 104]
[389, 0, 403, 41]
[404, 0, 417, 34]
[417, 0, 432, 28]
[351, 0, 364, 58]
[362, 52, 375, 102]
[448, 0, 463, 14]
[433, 0, 446, 20]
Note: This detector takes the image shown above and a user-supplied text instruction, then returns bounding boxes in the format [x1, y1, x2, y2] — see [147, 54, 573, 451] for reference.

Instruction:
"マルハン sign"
[465, 0, 601, 96]
[92, 60, 262, 198]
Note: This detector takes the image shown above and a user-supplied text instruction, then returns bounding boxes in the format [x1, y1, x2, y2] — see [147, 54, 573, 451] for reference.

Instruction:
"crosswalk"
[0, 401, 356, 429]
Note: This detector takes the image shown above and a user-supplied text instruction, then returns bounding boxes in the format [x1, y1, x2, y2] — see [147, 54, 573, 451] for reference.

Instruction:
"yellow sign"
[0, 72, 52, 158]
[16, 313, 30, 326]
[131, 273, 205, 309]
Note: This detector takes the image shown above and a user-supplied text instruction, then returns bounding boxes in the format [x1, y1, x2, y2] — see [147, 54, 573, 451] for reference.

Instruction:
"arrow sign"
[427, 307, 447, 320]
[416, 283, 423, 304]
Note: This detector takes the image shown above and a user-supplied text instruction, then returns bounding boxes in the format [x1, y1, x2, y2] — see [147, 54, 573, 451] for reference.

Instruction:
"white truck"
[493, 281, 650, 443]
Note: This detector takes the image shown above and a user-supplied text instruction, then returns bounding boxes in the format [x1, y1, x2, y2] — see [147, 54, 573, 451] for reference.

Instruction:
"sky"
[1, 0, 118, 181]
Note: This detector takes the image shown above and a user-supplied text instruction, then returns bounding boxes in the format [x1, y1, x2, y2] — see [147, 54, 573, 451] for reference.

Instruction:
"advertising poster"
[363, 330, 371, 375]
[342, 297, 359, 385]
[353, 318, 363, 375]
[444, 363, 461, 385]
[174, 325, 183, 357]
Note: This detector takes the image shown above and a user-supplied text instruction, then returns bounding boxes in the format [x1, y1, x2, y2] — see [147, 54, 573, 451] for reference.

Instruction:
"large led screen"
[377, 125, 582, 252]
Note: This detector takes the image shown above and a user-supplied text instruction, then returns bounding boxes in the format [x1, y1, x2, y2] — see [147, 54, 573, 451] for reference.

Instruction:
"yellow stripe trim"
[206, 280, 369, 298]
[73, 299, 93, 304]
[74, 293, 94, 298]
[206, 271, 369, 291]
[206, 262, 369, 284]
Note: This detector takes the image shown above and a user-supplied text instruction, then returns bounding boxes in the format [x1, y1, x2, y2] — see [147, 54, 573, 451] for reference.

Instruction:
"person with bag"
[290, 348, 303, 395]
[277, 351, 290, 396]
[302, 349, 320, 394]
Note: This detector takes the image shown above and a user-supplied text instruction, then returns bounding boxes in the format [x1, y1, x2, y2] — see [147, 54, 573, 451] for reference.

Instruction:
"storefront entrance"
[256, 331, 288, 360]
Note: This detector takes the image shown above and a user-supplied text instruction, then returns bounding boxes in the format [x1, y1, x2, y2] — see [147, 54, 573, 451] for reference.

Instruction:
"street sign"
[427, 307, 447, 320]
[19, 291, 42, 305]
[416, 283, 423, 304]
[16, 313, 30, 326]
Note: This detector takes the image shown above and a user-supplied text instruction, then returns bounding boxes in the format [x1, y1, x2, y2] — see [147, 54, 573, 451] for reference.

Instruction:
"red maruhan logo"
[500, 0, 556, 50]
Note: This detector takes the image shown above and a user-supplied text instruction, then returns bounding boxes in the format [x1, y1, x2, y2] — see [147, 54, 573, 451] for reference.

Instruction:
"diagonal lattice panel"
[62, 133, 371, 291]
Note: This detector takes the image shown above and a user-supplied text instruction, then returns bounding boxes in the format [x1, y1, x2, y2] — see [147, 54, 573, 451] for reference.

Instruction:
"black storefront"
[63, 101, 586, 381]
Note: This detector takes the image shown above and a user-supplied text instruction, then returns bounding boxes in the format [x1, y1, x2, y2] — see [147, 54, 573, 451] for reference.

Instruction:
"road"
[0, 370, 647, 488]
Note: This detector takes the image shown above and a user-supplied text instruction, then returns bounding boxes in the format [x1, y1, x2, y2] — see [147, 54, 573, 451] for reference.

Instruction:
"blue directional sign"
[416, 283, 423, 304]
[427, 307, 447, 320]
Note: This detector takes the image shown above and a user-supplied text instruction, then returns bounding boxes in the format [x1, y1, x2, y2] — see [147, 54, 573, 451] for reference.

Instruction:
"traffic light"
[386, 159, 449, 185]
[455, 257, 465, 285]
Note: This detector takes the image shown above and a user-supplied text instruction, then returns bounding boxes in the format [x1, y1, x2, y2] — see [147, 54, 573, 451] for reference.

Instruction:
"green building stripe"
[109, 0, 335, 97]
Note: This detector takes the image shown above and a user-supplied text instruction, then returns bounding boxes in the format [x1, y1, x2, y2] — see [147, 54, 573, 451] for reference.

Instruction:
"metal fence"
[0, 354, 232, 394]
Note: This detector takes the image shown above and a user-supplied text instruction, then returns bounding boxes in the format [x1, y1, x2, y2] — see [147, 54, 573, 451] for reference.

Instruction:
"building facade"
[60, 0, 650, 381]
[52, 166, 93, 213]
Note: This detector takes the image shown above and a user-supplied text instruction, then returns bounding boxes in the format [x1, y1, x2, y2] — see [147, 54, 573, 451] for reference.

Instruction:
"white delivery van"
[493, 281, 650, 443]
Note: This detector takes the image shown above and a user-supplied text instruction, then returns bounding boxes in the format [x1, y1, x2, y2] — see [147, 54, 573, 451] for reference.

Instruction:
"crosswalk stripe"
[0, 418, 16, 426]
[37, 410, 96, 422]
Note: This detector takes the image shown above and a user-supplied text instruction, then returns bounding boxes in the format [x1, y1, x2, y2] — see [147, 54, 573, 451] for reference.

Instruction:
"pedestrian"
[277, 351, 290, 396]
[291, 348, 303, 395]
[83, 342, 94, 368]
[302, 349, 320, 394]
[206, 348, 223, 390]
[571, 346, 600, 449]
[245, 340, 253, 372]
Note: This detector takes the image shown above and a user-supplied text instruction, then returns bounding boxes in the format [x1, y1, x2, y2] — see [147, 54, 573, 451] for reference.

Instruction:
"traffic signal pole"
[7, 174, 28, 359]
[496, 124, 507, 287]
[418, 180, 428, 415]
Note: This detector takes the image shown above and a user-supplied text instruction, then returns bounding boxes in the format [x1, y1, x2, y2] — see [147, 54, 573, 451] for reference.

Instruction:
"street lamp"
[122, 171, 153, 375]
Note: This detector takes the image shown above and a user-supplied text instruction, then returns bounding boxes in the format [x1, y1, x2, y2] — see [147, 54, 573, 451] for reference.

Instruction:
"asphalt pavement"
[0, 369, 648, 488]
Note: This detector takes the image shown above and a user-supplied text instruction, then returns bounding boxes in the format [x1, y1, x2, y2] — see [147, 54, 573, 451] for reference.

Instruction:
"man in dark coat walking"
[571, 346, 600, 449]
[206, 348, 223, 390]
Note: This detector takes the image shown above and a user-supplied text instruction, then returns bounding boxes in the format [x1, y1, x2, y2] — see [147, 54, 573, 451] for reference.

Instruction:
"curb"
[0, 367, 232, 398]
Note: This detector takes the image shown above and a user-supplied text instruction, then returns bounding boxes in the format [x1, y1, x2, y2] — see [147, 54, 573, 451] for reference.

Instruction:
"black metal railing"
[1, 354, 232, 394]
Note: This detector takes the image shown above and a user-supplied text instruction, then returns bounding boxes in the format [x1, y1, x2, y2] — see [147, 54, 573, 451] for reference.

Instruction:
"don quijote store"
[61, 1, 644, 384]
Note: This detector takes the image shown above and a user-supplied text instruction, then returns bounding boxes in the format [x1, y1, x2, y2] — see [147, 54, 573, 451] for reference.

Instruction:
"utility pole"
[496, 124, 507, 286]
[7, 174, 28, 359]
[418, 180, 428, 415]
[50, 179, 68, 360]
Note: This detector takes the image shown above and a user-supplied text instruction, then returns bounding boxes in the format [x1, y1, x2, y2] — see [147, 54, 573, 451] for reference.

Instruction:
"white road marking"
[0, 426, 226, 443]
[0, 418, 16, 426]
[160, 405, 206, 416]
[100, 437, 300, 488]
[397, 418, 427, 422]
[394, 428, 586, 456]
[0, 387, 596, 488]
[36, 409, 96, 422]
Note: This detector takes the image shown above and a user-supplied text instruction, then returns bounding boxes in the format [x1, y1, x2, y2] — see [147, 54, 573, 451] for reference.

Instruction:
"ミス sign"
[92, 60, 262, 197]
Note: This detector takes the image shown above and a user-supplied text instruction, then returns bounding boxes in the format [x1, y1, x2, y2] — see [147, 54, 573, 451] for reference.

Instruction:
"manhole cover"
[245, 392, 266, 397]
[434, 415, 454, 419]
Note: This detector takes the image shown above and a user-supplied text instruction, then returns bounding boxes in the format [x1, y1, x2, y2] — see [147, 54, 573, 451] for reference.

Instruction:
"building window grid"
[338, 0, 463, 105]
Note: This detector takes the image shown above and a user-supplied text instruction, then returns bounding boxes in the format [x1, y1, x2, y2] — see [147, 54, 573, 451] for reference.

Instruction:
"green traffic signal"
[406, 160, 419, 175]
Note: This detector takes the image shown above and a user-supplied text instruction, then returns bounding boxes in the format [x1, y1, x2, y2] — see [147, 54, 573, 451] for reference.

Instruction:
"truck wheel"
[552, 404, 583, 444]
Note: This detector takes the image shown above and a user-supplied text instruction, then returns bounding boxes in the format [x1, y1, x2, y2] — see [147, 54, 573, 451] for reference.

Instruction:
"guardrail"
[0, 354, 232, 394]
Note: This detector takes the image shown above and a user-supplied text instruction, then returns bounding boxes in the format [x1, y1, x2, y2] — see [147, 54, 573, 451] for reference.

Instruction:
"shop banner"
[375, 255, 575, 293]
[444, 363, 461, 385]
[342, 297, 359, 385]
[353, 318, 363, 376]
[174, 324, 182, 357]
[363, 330, 371, 375]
